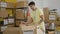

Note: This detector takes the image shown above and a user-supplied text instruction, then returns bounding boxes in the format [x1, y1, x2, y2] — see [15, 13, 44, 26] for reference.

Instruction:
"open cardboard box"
[3, 27, 20, 34]
[20, 24, 36, 34]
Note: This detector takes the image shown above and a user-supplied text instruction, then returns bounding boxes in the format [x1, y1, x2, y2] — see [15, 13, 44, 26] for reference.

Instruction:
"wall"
[48, 0, 60, 16]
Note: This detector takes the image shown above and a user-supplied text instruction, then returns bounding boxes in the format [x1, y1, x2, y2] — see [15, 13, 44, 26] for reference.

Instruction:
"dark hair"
[29, 1, 35, 6]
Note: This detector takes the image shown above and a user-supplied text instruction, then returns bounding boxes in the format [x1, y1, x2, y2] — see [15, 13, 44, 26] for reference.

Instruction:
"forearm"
[40, 15, 44, 22]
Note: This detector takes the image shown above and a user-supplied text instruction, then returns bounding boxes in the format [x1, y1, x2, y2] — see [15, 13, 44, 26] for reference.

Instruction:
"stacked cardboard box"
[43, 8, 58, 23]
[16, 1, 28, 8]
[49, 10, 58, 23]
[0, 2, 14, 8]
[16, 9, 27, 19]
[5, 0, 16, 3]
[43, 8, 49, 22]
[0, 1, 15, 32]
[0, 8, 8, 18]
[3, 27, 20, 34]
[6, 2, 15, 8]
[15, 9, 28, 26]
[16, 9, 25, 19]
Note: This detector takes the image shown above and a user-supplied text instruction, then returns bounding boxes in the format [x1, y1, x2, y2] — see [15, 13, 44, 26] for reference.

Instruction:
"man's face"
[29, 5, 35, 10]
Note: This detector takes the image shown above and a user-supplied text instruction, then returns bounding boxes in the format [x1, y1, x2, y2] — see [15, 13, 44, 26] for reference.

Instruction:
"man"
[21, 1, 45, 34]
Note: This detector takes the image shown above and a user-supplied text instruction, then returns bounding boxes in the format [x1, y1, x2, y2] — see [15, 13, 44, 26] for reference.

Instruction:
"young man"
[28, 2, 45, 34]
[21, 1, 45, 34]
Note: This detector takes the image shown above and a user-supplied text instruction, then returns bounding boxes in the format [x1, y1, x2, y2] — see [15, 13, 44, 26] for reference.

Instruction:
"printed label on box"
[23, 30, 33, 34]
[0, 2, 7, 7]
[4, 19, 8, 25]
[49, 15, 56, 20]
[8, 18, 14, 24]
[1, 26, 8, 31]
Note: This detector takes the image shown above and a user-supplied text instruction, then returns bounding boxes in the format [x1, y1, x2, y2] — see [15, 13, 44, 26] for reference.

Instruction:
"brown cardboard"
[7, 2, 15, 8]
[48, 14, 58, 23]
[48, 31, 55, 34]
[16, 1, 28, 8]
[16, 9, 27, 19]
[20, 24, 36, 34]
[43, 8, 49, 22]
[0, 0, 1, 2]
[7, 23, 14, 27]
[3, 27, 20, 34]
[0, 8, 8, 18]
[55, 21, 60, 26]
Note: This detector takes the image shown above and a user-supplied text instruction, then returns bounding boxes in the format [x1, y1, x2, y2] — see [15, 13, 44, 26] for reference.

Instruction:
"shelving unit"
[15, 7, 28, 27]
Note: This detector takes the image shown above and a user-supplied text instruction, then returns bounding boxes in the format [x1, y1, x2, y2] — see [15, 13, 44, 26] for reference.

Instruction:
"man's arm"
[21, 11, 33, 25]
[39, 9, 44, 23]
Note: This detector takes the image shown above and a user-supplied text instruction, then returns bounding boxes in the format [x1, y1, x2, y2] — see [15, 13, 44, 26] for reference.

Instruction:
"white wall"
[48, 0, 60, 16]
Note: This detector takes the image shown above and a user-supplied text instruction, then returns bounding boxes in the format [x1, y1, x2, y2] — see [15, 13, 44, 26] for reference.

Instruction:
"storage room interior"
[0, 0, 60, 34]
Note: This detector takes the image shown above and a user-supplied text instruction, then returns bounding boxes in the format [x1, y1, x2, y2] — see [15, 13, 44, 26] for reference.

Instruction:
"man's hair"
[29, 1, 35, 6]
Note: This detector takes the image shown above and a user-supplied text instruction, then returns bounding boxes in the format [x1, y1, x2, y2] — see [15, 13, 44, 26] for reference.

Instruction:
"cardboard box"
[0, 2, 7, 7]
[0, 8, 8, 18]
[48, 31, 55, 34]
[48, 14, 57, 23]
[0, 26, 8, 32]
[7, 2, 15, 8]
[16, 9, 27, 19]
[16, 1, 28, 8]
[0, 2, 15, 8]
[49, 15, 56, 20]
[8, 18, 14, 24]
[7, 23, 14, 27]
[0, 0, 1, 2]
[5, 0, 16, 3]
[17, 0, 28, 2]
[20, 24, 36, 34]
[55, 21, 60, 26]
[3, 27, 20, 34]
[43, 8, 49, 22]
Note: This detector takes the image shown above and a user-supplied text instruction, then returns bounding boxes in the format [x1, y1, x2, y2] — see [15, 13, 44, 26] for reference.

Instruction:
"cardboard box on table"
[20, 24, 36, 34]
[3, 27, 20, 34]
